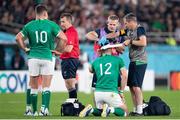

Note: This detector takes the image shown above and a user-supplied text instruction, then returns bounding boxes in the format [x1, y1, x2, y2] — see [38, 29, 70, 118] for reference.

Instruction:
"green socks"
[26, 89, 31, 106]
[114, 108, 125, 116]
[42, 91, 51, 109]
[92, 108, 102, 116]
[31, 94, 38, 113]
[30, 88, 51, 113]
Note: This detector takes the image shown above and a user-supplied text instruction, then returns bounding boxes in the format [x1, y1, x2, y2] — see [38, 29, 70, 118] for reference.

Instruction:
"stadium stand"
[0, 0, 180, 43]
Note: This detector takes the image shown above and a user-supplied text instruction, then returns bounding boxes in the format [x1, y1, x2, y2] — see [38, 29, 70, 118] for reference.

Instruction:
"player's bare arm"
[119, 68, 127, 103]
[89, 64, 93, 73]
[131, 35, 147, 46]
[123, 35, 147, 47]
[63, 45, 73, 53]
[15, 32, 29, 52]
[51, 50, 62, 56]
[85, 31, 99, 41]
[120, 68, 127, 91]
[56, 31, 67, 52]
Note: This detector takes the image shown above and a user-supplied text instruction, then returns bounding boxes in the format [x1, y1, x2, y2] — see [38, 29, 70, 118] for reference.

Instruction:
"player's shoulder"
[92, 56, 101, 65]
[69, 26, 77, 32]
[101, 55, 120, 61]
[24, 20, 36, 27]
[45, 20, 58, 26]
[46, 20, 56, 24]
[110, 55, 123, 62]
[93, 57, 101, 62]
[137, 25, 145, 31]
[137, 25, 146, 35]
[95, 27, 102, 34]
[67, 26, 78, 35]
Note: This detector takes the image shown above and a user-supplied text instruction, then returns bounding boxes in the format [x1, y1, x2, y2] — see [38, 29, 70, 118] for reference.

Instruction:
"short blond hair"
[108, 15, 119, 21]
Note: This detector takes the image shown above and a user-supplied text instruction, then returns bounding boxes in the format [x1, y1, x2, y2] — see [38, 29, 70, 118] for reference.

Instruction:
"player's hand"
[97, 49, 102, 56]
[119, 93, 126, 103]
[51, 50, 62, 56]
[116, 45, 125, 54]
[123, 39, 131, 46]
[24, 47, 30, 54]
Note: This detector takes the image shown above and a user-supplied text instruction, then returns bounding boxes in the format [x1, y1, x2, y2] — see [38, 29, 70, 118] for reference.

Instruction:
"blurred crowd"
[0, 0, 180, 70]
[0, 0, 180, 41]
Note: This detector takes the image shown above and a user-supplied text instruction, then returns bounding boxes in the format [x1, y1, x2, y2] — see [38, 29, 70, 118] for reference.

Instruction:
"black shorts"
[91, 73, 97, 88]
[61, 58, 80, 79]
[127, 62, 147, 88]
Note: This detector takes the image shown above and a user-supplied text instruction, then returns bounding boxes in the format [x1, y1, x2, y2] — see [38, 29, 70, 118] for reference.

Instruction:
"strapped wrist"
[24, 47, 30, 52]
[130, 40, 133, 44]
[118, 90, 124, 94]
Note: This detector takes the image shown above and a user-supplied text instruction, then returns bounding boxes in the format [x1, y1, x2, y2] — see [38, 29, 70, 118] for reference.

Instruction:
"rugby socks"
[45, 91, 51, 109]
[136, 104, 143, 114]
[42, 92, 46, 109]
[42, 87, 51, 109]
[69, 88, 77, 98]
[26, 88, 31, 107]
[109, 107, 125, 116]
[133, 107, 137, 112]
[92, 108, 102, 116]
[114, 108, 125, 116]
[31, 89, 38, 113]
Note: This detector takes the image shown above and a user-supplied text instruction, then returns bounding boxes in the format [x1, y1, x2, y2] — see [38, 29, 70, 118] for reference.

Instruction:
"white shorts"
[28, 58, 54, 76]
[52, 56, 56, 69]
[94, 91, 124, 109]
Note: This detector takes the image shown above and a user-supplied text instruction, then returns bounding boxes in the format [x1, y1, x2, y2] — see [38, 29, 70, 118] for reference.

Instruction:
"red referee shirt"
[60, 26, 80, 59]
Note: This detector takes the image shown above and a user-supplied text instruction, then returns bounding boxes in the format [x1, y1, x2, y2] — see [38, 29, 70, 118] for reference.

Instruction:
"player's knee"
[31, 88, 38, 95]
[132, 87, 141, 93]
[42, 87, 50, 92]
[65, 79, 76, 90]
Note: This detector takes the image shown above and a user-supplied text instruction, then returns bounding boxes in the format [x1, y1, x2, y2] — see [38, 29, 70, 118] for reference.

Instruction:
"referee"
[59, 13, 80, 98]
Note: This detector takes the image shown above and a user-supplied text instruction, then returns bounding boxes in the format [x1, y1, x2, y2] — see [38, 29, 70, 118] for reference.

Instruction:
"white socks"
[109, 107, 114, 113]
[136, 105, 143, 114]
[31, 89, 38, 94]
[26, 105, 31, 110]
[133, 107, 136, 112]
[43, 87, 50, 92]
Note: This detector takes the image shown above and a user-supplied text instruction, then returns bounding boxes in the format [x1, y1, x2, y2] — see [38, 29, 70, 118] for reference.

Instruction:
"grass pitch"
[0, 89, 180, 119]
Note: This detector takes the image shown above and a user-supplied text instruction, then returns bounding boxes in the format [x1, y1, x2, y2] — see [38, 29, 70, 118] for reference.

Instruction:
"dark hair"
[60, 13, 73, 22]
[35, 5, 47, 15]
[108, 15, 119, 21]
[123, 13, 137, 22]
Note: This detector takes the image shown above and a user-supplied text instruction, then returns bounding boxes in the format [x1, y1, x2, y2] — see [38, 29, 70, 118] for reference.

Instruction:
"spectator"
[11, 47, 25, 70]
[151, 13, 166, 32]
[175, 19, 180, 41]
[0, 45, 5, 70]
[0, 0, 180, 43]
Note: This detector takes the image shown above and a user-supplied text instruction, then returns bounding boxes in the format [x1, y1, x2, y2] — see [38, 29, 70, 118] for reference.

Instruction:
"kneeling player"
[79, 42, 128, 117]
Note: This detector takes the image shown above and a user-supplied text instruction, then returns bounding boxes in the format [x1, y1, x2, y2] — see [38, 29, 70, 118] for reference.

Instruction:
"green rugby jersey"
[92, 54, 125, 93]
[21, 19, 61, 60]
